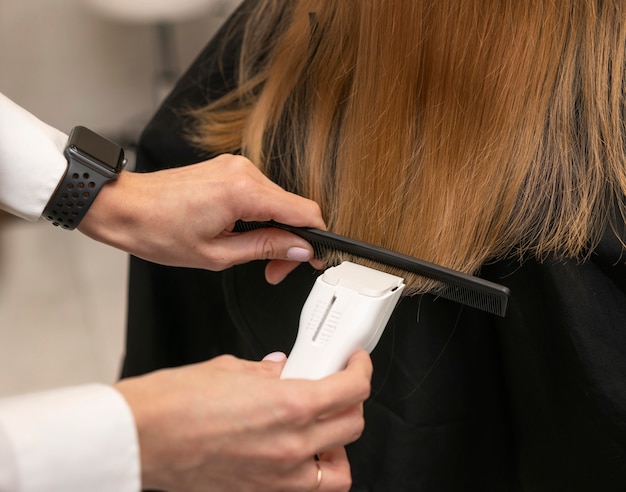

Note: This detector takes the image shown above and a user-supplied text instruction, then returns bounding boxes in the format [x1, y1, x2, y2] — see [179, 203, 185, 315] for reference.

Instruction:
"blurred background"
[0, 0, 241, 396]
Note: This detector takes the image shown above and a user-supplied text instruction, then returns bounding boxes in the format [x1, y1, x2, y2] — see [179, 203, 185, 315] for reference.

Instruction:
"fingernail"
[287, 247, 312, 262]
[262, 351, 287, 362]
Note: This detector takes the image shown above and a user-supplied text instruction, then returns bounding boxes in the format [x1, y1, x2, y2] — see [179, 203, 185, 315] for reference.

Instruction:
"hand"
[114, 351, 372, 492]
[79, 154, 326, 283]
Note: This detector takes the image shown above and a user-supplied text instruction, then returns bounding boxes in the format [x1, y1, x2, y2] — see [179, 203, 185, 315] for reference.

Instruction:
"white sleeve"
[0, 384, 140, 492]
[0, 92, 68, 221]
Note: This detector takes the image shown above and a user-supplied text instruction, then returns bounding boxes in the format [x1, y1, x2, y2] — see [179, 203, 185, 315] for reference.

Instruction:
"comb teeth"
[234, 220, 510, 317]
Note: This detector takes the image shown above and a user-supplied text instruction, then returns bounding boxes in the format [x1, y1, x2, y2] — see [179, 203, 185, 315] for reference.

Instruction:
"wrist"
[78, 170, 140, 249]
[114, 378, 156, 489]
[114, 375, 178, 491]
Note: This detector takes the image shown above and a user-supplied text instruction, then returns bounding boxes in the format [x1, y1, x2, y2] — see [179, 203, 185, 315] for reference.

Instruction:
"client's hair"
[189, 0, 626, 294]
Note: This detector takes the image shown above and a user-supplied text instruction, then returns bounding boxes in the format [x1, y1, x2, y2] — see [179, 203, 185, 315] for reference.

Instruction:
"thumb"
[262, 352, 288, 363]
[259, 352, 288, 377]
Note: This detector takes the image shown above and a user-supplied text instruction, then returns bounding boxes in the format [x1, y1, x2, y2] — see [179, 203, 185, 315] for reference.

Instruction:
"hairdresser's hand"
[115, 350, 372, 492]
[78, 154, 325, 283]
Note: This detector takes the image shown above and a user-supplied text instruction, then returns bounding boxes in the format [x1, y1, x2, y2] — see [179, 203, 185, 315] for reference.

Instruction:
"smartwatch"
[43, 126, 126, 230]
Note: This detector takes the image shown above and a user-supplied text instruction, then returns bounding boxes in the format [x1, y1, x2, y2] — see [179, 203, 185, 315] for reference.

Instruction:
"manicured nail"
[287, 247, 312, 262]
[262, 352, 287, 362]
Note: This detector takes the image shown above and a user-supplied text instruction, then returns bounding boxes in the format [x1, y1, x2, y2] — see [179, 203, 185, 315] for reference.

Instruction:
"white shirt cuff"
[0, 92, 68, 221]
[0, 384, 140, 492]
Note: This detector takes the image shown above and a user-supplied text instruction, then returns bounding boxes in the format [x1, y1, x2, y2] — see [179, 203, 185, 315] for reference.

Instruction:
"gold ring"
[311, 460, 323, 491]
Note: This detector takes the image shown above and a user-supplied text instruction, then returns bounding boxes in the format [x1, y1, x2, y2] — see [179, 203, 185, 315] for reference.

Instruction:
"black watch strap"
[43, 159, 112, 230]
[43, 126, 125, 230]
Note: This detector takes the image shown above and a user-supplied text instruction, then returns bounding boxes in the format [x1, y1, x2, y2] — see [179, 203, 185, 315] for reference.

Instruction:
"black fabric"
[122, 4, 626, 490]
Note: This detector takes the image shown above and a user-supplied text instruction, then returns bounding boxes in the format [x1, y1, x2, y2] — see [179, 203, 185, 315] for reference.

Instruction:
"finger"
[256, 355, 288, 378]
[301, 351, 373, 416]
[232, 173, 326, 230]
[309, 258, 326, 270]
[207, 354, 286, 379]
[344, 350, 374, 381]
[282, 448, 350, 492]
[316, 447, 352, 492]
[305, 403, 365, 452]
[265, 259, 303, 284]
[202, 154, 326, 230]
[265, 254, 326, 285]
[205, 228, 316, 267]
[262, 351, 288, 362]
[239, 187, 326, 231]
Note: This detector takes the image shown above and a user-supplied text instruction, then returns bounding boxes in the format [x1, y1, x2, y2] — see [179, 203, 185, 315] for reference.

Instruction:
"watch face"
[68, 126, 125, 174]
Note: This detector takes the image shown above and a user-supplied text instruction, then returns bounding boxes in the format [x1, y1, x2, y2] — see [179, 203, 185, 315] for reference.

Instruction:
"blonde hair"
[189, 0, 626, 294]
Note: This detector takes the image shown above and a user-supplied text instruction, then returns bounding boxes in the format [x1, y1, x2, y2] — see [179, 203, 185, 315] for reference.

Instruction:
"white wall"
[0, 0, 239, 140]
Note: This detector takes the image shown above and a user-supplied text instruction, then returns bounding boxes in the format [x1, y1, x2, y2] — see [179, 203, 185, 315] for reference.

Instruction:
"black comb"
[234, 220, 510, 317]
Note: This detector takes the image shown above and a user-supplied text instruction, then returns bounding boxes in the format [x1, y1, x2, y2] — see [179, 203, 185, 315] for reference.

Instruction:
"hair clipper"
[280, 261, 405, 380]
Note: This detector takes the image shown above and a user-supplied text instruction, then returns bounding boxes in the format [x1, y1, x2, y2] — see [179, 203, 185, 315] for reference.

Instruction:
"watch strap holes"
[44, 133, 118, 230]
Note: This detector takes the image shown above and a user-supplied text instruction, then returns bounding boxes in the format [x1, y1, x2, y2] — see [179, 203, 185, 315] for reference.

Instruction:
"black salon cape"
[122, 3, 626, 491]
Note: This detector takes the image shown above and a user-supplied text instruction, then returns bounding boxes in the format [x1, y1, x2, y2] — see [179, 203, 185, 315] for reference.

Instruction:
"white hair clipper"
[280, 261, 405, 380]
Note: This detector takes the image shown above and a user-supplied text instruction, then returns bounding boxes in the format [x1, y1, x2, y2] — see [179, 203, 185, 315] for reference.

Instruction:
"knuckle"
[350, 411, 366, 441]
[197, 244, 230, 271]
[219, 155, 257, 192]
[277, 392, 314, 426]
[258, 236, 279, 260]
[240, 177, 265, 206]
[233, 171, 255, 192]
[344, 410, 365, 444]
[225, 154, 255, 174]
[267, 435, 310, 467]
[342, 406, 365, 444]
[360, 377, 372, 400]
